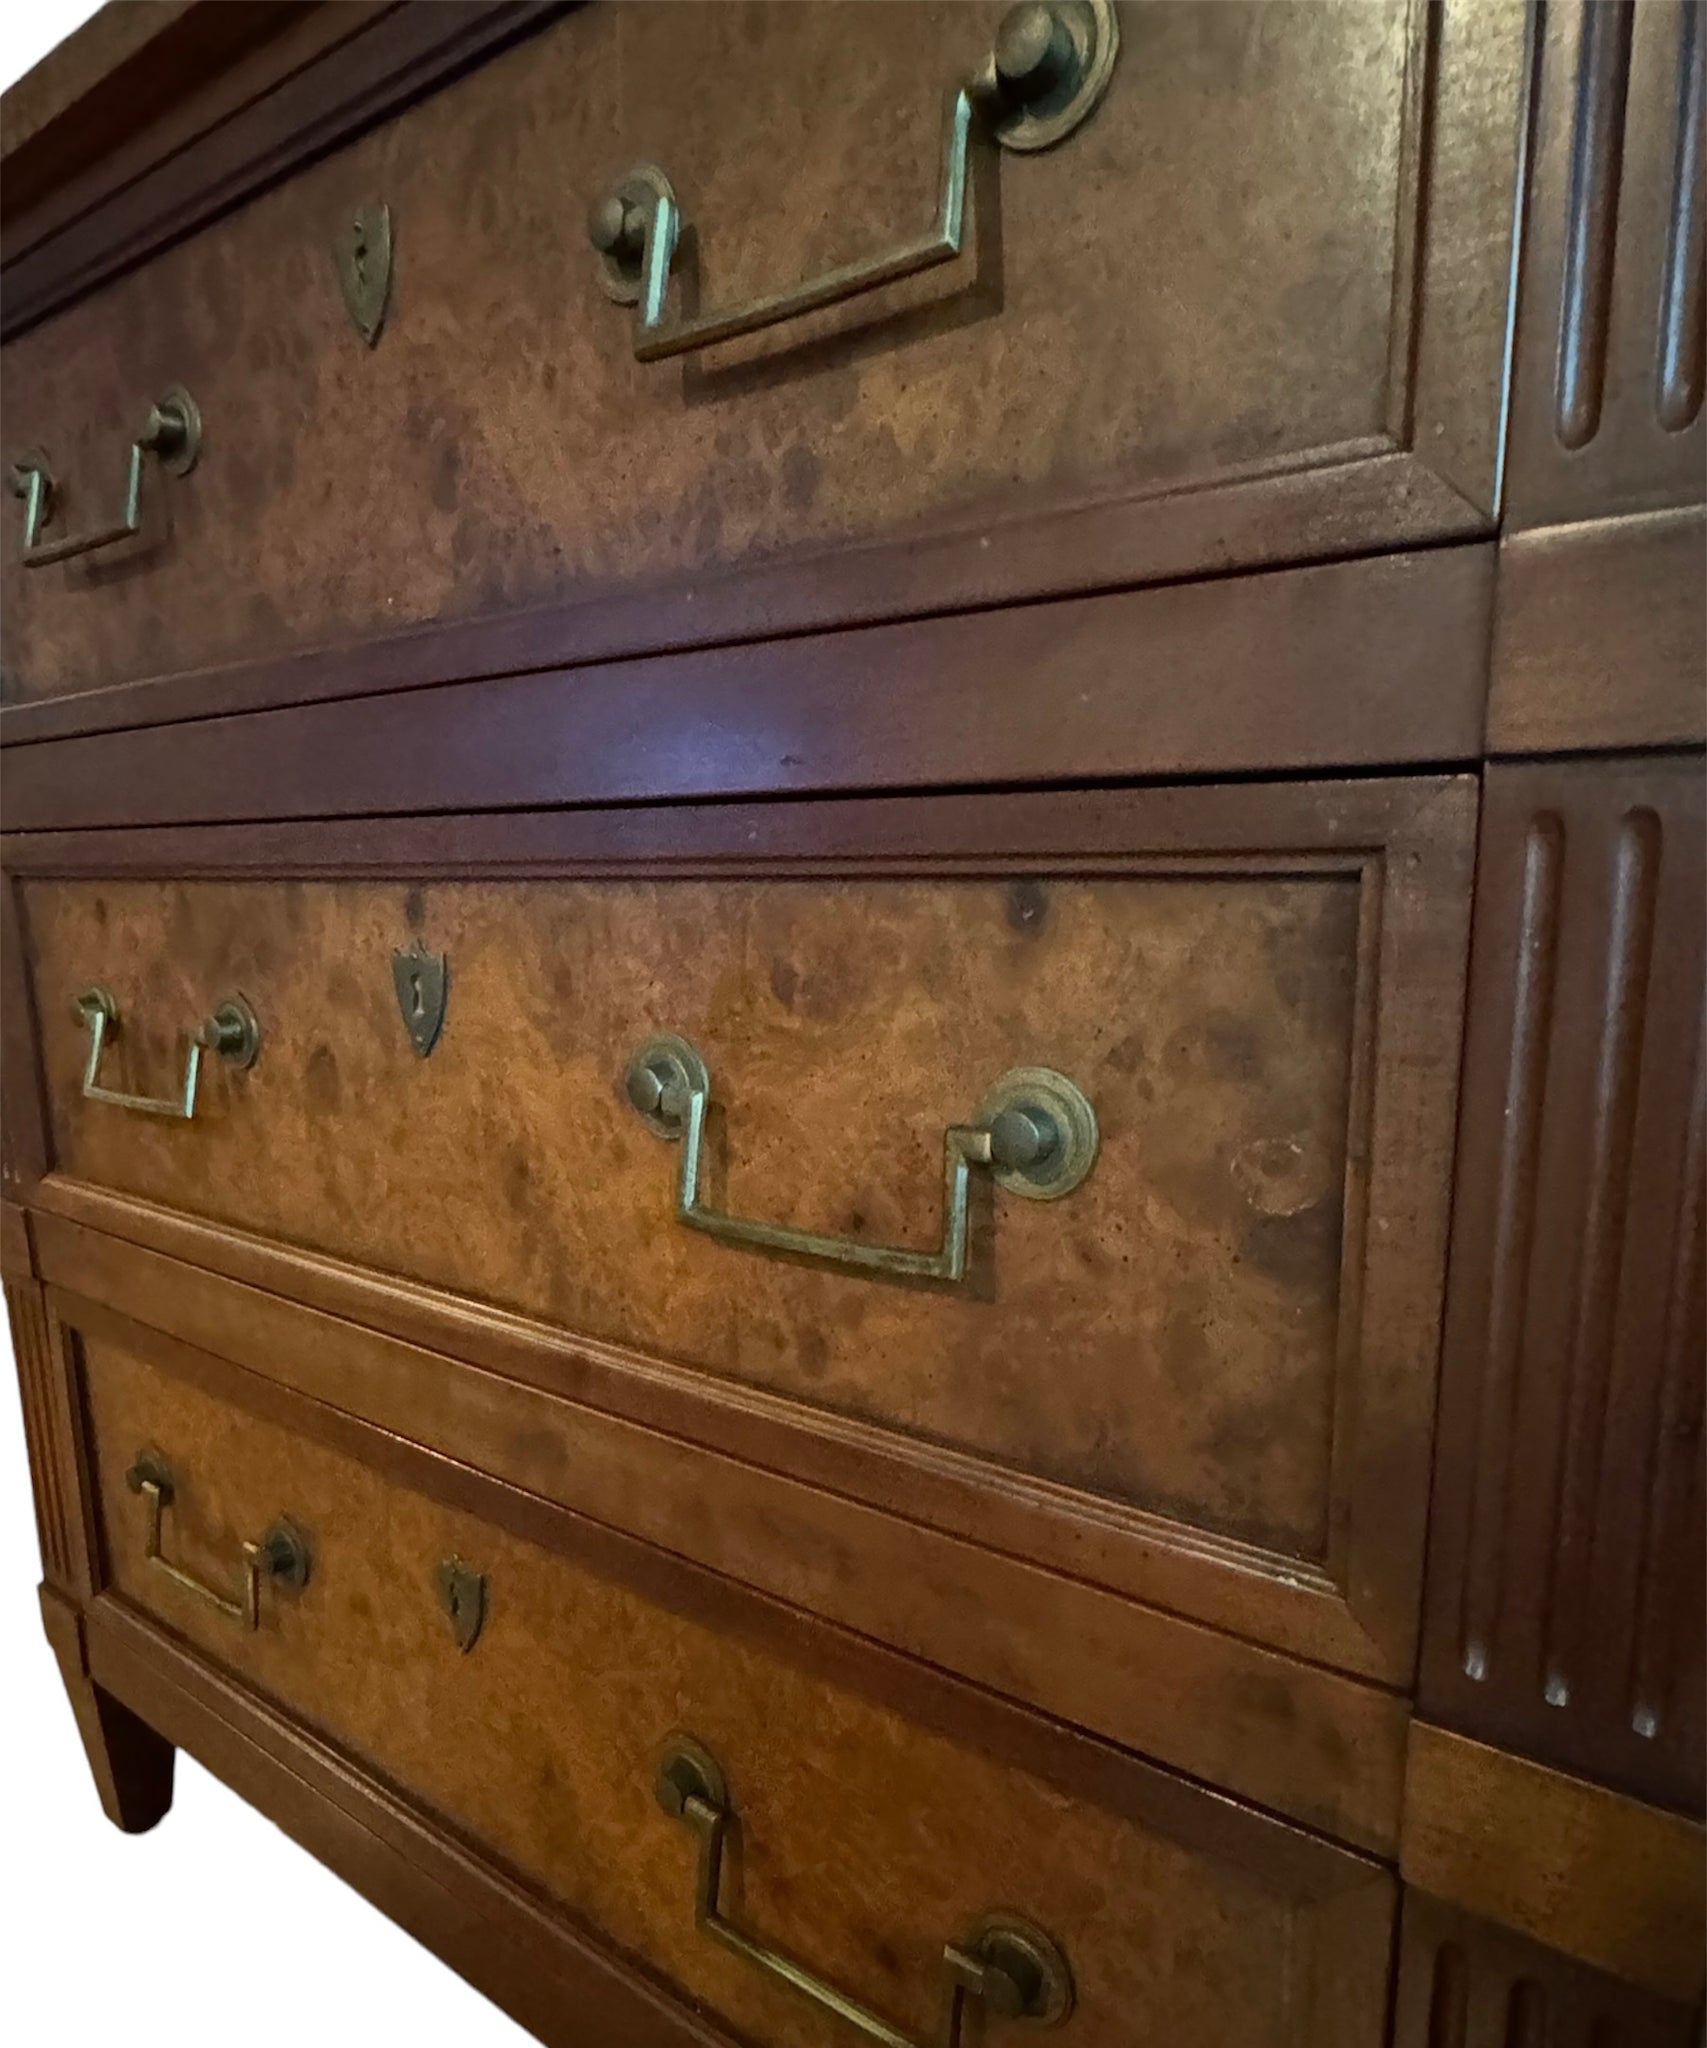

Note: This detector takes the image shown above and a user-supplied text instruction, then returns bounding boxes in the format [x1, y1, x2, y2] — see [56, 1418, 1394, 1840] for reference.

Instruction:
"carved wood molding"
[1507, 0, 1706, 526]
[6, 1278, 85, 1594]
[1420, 754, 1706, 1812]
[1392, 1889, 1702, 2048]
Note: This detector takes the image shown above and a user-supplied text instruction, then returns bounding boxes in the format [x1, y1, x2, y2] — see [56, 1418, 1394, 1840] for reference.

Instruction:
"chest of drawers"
[3, 6, 1701, 2045]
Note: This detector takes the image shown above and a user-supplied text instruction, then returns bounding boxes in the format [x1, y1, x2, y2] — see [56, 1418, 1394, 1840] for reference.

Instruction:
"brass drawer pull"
[590, 0, 1118, 363]
[656, 1738, 1072, 2046]
[625, 1035, 1097, 1283]
[74, 986, 259, 1120]
[125, 1452, 310, 1632]
[11, 386, 201, 567]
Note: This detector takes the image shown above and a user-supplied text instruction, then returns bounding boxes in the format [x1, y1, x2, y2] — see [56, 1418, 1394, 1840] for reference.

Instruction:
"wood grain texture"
[86, 1594, 740, 2048]
[49, 1279, 1394, 1873]
[41, 1252, 1413, 1855]
[1507, 0, 1707, 527]
[1488, 507, 1707, 753]
[1419, 754, 1706, 1813]
[38, 1581, 175, 1833]
[0, 5, 564, 334]
[1390, 1890, 1703, 2048]
[0, 543, 1496, 807]
[1401, 1722, 1706, 2003]
[0, 0, 1519, 708]
[30, 1167, 1392, 1683]
[11, 775, 1476, 1691]
[26, 873, 1359, 1555]
[76, 1324, 1397, 2048]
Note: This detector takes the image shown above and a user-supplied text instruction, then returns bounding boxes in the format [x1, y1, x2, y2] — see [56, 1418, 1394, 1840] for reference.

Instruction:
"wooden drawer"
[13, 777, 1473, 1725]
[76, 1315, 1396, 2048]
[0, 0, 1523, 712]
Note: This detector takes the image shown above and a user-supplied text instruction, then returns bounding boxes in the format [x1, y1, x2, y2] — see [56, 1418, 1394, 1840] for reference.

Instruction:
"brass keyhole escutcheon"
[392, 939, 447, 1057]
[436, 1558, 487, 1654]
[335, 200, 393, 347]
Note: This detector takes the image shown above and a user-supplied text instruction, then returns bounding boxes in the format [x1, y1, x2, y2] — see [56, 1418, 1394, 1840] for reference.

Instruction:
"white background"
[0, 8, 524, 2039]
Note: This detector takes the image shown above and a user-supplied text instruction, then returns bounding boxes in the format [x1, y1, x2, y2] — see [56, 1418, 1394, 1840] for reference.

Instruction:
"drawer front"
[79, 1322, 1395, 2048]
[17, 780, 1473, 1689]
[0, 0, 1522, 706]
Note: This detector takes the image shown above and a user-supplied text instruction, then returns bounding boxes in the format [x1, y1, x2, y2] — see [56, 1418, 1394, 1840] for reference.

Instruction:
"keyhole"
[351, 220, 367, 278]
[409, 970, 424, 1019]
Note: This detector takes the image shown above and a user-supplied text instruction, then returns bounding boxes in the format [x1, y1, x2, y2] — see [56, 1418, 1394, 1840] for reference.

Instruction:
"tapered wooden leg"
[39, 1585, 174, 1834]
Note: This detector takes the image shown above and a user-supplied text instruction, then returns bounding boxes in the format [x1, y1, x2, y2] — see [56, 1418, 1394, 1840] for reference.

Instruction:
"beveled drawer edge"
[47, 1261, 1410, 1860]
[35, 1169, 1380, 1675]
[0, 530, 1496, 774]
[1400, 1721, 1707, 2004]
[82, 1593, 738, 2048]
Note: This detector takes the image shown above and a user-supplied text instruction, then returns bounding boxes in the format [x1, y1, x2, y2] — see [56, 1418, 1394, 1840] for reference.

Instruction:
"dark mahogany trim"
[0, 543, 1494, 831]
[34, 1174, 1376, 1677]
[0, 457, 1486, 749]
[0, 2, 567, 342]
[0, 767, 1470, 878]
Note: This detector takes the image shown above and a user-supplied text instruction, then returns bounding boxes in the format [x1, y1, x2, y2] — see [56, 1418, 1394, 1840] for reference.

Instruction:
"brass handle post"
[625, 1035, 1096, 1283]
[590, 1, 1118, 362]
[74, 986, 259, 1120]
[12, 387, 201, 567]
[125, 1452, 310, 1632]
[656, 1738, 1072, 2046]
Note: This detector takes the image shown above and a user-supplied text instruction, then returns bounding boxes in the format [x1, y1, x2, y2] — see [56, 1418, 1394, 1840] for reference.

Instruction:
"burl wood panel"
[1391, 1891, 1701, 2048]
[32, 868, 1357, 1563]
[1505, 0, 1706, 528]
[3, 0, 1468, 699]
[79, 1332, 1395, 2048]
[1420, 755, 1705, 1813]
